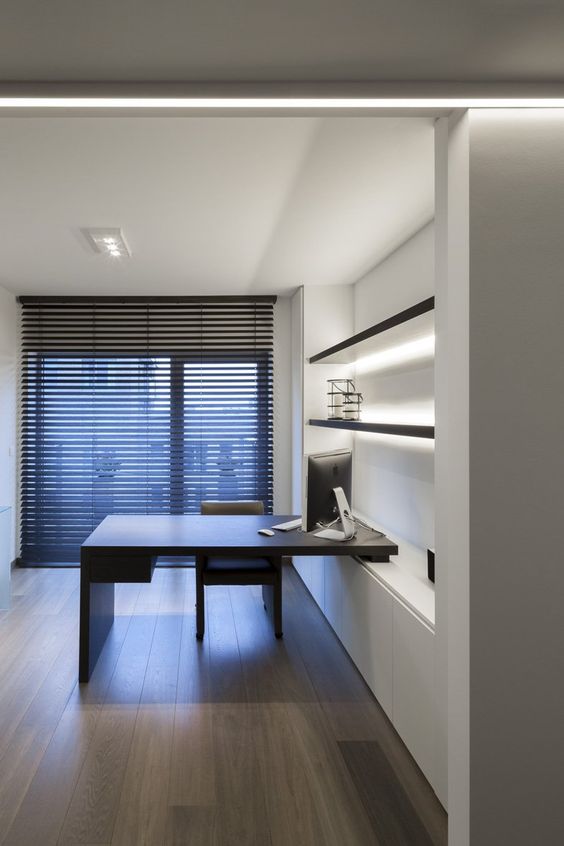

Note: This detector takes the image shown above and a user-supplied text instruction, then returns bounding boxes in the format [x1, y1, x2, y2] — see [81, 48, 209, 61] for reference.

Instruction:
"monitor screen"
[303, 449, 352, 532]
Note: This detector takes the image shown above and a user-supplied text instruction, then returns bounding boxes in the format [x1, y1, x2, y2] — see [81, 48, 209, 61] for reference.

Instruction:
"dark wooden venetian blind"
[20, 297, 275, 564]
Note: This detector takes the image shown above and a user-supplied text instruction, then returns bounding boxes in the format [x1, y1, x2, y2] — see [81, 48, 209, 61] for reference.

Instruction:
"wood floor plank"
[140, 608, 183, 705]
[164, 806, 218, 846]
[1, 569, 77, 623]
[212, 703, 272, 845]
[255, 702, 326, 846]
[285, 702, 378, 846]
[168, 705, 216, 806]
[175, 569, 212, 705]
[57, 576, 165, 844]
[137, 569, 185, 706]
[0, 566, 446, 846]
[31, 570, 78, 616]
[108, 574, 186, 843]
[0, 588, 78, 761]
[110, 705, 175, 846]
[339, 740, 445, 846]
[206, 585, 247, 704]
[57, 705, 139, 846]
[4, 599, 138, 845]
[0, 602, 66, 685]
[103, 573, 164, 707]
[114, 582, 143, 617]
[0, 631, 77, 817]
[3, 705, 101, 846]
[229, 578, 317, 704]
[158, 567, 187, 616]
[322, 700, 448, 844]
[283, 565, 374, 704]
[229, 583, 285, 703]
[0, 572, 77, 683]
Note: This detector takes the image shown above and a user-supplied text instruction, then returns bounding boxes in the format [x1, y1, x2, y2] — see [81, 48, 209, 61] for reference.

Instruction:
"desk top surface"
[82, 514, 398, 558]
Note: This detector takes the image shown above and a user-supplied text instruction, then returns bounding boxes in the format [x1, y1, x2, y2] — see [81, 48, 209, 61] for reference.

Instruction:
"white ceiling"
[0, 0, 563, 83]
[0, 116, 434, 296]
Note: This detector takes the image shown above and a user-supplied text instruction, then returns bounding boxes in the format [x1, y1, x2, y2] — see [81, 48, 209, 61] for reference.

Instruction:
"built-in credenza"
[293, 532, 438, 791]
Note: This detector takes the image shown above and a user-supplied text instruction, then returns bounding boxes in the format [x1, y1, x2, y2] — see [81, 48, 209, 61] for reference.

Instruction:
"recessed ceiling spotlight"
[82, 227, 131, 258]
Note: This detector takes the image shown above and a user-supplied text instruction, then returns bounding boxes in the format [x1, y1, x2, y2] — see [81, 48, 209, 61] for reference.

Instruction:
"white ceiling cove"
[0, 116, 434, 296]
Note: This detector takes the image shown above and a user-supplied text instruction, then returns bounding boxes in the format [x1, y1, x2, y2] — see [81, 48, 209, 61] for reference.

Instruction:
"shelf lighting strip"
[355, 334, 435, 374]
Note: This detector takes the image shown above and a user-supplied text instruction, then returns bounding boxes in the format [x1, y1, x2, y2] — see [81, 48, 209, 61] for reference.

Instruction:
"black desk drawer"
[89, 553, 157, 583]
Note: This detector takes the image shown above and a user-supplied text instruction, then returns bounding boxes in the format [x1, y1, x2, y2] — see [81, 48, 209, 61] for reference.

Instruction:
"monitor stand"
[313, 486, 356, 541]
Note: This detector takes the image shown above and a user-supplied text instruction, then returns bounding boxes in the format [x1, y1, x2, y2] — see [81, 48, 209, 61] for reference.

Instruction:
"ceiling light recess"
[3, 97, 564, 109]
[83, 227, 131, 259]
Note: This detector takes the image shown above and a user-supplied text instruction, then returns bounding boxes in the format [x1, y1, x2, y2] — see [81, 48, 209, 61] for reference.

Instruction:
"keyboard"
[271, 518, 302, 532]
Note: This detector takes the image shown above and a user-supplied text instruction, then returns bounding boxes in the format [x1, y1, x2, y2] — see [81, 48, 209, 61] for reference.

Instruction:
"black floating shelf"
[309, 419, 435, 439]
[309, 296, 435, 364]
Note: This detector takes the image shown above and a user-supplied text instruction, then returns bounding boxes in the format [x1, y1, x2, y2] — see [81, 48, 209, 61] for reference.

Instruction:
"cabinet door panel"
[292, 556, 312, 592]
[308, 556, 325, 610]
[323, 555, 343, 636]
[393, 599, 436, 785]
[341, 557, 393, 718]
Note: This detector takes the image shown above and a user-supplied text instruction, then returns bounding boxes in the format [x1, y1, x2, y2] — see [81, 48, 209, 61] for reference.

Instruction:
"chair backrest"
[200, 500, 264, 516]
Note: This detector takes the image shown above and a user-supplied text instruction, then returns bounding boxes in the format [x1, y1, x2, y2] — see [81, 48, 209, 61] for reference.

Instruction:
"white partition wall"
[435, 111, 470, 841]
[0, 285, 18, 569]
[472, 110, 564, 846]
[0, 507, 11, 608]
[436, 108, 564, 846]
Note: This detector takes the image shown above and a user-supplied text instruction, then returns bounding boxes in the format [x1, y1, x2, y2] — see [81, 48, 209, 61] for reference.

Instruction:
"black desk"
[79, 514, 398, 681]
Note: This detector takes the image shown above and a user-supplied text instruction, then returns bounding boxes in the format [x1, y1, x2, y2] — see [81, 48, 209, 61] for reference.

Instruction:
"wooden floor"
[0, 564, 447, 846]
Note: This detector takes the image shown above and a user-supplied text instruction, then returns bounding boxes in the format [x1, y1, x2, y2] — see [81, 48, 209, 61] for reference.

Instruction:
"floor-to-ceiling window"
[20, 297, 274, 564]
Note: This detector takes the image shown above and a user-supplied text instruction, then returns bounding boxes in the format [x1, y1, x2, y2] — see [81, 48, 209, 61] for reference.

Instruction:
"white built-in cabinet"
[323, 555, 343, 634]
[341, 556, 394, 719]
[295, 552, 436, 787]
[292, 284, 443, 802]
[392, 596, 435, 784]
[308, 556, 325, 609]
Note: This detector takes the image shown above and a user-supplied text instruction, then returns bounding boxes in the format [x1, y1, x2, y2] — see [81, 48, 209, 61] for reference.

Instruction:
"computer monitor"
[303, 449, 353, 533]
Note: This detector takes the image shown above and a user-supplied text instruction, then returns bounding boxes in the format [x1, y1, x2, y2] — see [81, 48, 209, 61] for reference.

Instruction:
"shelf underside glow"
[309, 418, 434, 439]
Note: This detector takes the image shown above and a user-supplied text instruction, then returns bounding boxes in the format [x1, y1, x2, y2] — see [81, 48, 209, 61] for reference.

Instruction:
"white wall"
[435, 112, 470, 828]
[354, 222, 435, 322]
[467, 109, 564, 846]
[352, 223, 435, 549]
[302, 284, 354, 458]
[290, 288, 304, 513]
[273, 296, 292, 512]
[0, 285, 19, 562]
[292, 284, 353, 592]
[438, 108, 564, 846]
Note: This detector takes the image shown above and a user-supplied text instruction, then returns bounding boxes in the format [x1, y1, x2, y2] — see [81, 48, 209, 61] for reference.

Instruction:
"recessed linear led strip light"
[361, 405, 435, 428]
[2, 97, 564, 109]
[83, 227, 131, 259]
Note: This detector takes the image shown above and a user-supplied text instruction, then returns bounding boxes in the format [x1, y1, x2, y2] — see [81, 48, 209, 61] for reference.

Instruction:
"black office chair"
[195, 500, 283, 641]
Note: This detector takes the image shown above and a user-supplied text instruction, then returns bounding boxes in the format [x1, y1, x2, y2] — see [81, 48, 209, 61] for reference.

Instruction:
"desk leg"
[262, 558, 283, 638]
[79, 551, 115, 682]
